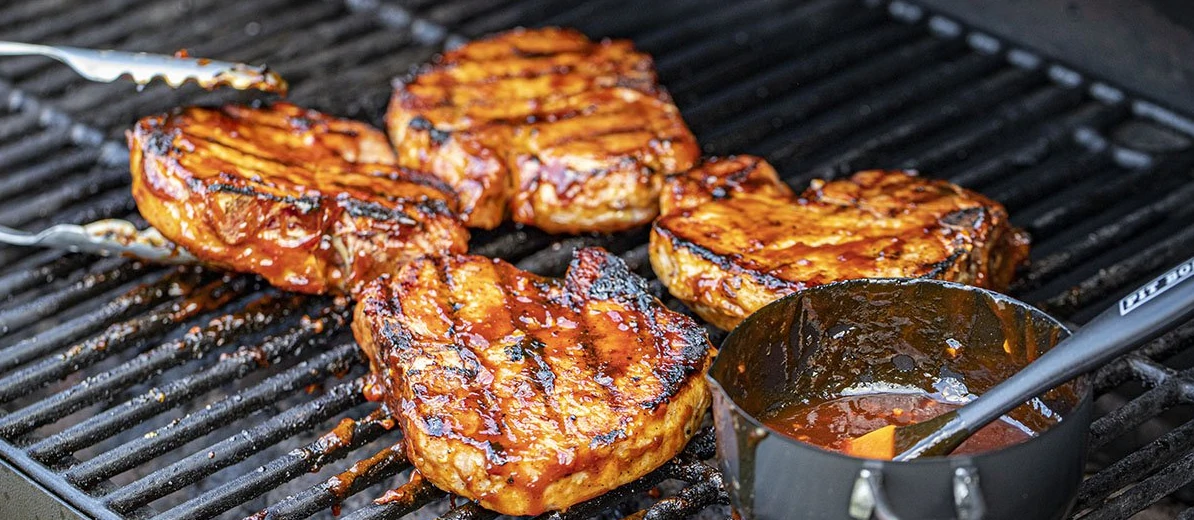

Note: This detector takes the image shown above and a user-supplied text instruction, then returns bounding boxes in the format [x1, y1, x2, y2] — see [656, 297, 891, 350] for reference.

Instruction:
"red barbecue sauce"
[763, 393, 1035, 456]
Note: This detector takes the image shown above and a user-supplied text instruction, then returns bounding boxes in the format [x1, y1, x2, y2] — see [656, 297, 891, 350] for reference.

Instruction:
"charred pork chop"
[352, 247, 713, 515]
[128, 103, 469, 295]
[386, 27, 700, 233]
[650, 156, 1031, 330]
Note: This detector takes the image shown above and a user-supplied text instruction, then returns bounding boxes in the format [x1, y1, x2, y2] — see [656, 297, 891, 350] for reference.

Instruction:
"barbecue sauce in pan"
[763, 393, 1035, 456]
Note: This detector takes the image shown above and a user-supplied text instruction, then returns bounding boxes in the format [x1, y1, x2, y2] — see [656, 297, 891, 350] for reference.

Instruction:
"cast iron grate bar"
[0, 293, 304, 440]
[246, 412, 406, 520]
[25, 305, 349, 463]
[103, 377, 368, 514]
[0, 268, 199, 372]
[0, 258, 154, 335]
[63, 343, 365, 491]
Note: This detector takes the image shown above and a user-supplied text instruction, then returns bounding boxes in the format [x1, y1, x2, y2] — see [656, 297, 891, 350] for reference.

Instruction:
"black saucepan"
[707, 279, 1088, 520]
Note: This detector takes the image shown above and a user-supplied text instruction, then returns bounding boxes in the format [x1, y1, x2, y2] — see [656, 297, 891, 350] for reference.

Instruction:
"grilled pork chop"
[128, 103, 469, 295]
[352, 247, 713, 515]
[386, 27, 700, 233]
[651, 156, 1031, 330]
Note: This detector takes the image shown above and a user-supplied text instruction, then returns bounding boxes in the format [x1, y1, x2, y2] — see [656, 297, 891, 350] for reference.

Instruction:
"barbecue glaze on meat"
[128, 103, 469, 295]
[386, 27, 700, 233]
[651, 156, 1031, 330]
[352, 248, 713, 515]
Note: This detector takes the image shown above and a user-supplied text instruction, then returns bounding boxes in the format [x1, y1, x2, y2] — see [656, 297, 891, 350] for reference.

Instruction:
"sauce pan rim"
[706, 277, 1090, 465]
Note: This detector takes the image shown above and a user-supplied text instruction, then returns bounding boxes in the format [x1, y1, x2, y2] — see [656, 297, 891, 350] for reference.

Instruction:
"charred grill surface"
[128, 103, 470, 295]
[352, 248, 712, 515]
[386, 27, 700, 233]
[651, 156, 1030, 330]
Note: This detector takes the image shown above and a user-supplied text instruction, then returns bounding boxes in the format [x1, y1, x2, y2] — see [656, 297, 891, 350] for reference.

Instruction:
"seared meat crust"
[386, 27, 700, 233]
[352, 248, 713, 515]
[128, 103, 469, 295]
[651, 156, 1031, 330]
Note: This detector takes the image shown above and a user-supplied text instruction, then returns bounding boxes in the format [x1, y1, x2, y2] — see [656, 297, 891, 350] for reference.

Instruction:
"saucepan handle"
[848, 462, 986, 520]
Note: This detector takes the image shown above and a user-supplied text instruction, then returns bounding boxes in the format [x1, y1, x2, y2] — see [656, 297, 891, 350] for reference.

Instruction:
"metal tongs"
[0, 42, 288, 264]
[0, 42, 287, 94]
[0, 220, 197, 264]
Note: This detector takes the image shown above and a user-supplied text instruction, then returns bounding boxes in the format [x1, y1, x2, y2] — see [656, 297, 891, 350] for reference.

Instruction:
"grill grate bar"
[788, 64, 1042, 179]
[339, 477, 443, 520]
[1090, 384, 1180, 452]
[0, 250, 88, 298]
[0, 148, 102, 202]
[13, 0, 288, 97]
[633, 462, 728, 519]
[763, 55, 1031, 178]
[63, 344, 364, 490]
[1012, 165, 1194, 290]
[0, 276, 249, 405]
[1078, 450, 1194, 520]
[1040, 209, 1194, 315]
[0, 129, 71, 172]
[896, 85, 1085, 174]
[453, 0, 579, 37]
[467, 227, 555, 262]
[944, 101, 1126, 190]
[540, 0, 702, 37]
[698, 37, 963, 153]
[670, 15, 903, 105]
[0, 0, 138, 53]
[0, 258, 148, 336]
[25, 306, 346, 463]
[0, 269, 192, 372]
[0, 294, 304, 439]
[515, 229, 650, 276]
[0, 166, 130, 228]
[247, 413, 406, 520]
[0, 108, 41, 143]
[272, 26, 415, 86]
[104, 377, 368, 514]
[62, 0, 346, 124]
[682, 31, 947, 134]
[1078, 419, 1194, 512]
[986, 148, 1115, 213]
[437, 503, 498, 520]
[633, 0, 804, 52]
[0, 0, 75, 32]
[652, 0, 856, 79]
[154, 386, 395, 520]
[1022, 155, 1194, 239]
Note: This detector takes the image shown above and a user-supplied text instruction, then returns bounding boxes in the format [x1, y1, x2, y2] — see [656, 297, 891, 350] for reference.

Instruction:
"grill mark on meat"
[523, 338, 556, 395]
[215, 104, 368, 149]
[589, 428, 626, 448]
[129, 103, 469, 295]
[491, 258, 570, 441]
[654, 224, 799, 291]
[650, 156, 1030, 330]
[386, 28, 698, 233]
[353, 247, 712, 515]
[204, 183, 323, 212]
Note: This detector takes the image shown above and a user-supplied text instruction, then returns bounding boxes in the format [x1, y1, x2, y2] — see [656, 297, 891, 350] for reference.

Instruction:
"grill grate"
[2, 0, 1194, 518]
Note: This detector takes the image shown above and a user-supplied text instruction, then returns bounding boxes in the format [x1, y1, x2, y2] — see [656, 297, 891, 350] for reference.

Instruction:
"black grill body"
[1, 1, 1194, 519]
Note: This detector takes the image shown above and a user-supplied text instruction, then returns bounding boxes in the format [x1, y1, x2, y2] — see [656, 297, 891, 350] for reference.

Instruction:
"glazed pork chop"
[352, 247, 713, 515]
[128, 103, 469, 295]
[650, 156, 1031, 330]
[386, 27, 700, 233]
